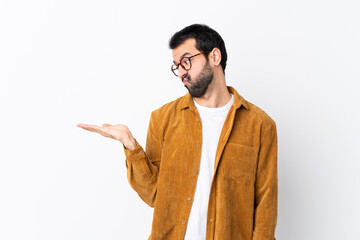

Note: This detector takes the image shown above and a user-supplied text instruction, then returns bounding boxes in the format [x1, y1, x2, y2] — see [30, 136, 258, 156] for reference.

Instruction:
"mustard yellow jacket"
[124, 86, 278, 240]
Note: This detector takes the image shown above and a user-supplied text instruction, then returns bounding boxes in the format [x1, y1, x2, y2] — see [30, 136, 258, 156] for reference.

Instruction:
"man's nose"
[178, 67, 188, 80]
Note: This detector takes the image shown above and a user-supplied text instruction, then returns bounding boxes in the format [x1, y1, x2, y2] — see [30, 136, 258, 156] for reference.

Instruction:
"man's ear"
[209, 48, 222, 66]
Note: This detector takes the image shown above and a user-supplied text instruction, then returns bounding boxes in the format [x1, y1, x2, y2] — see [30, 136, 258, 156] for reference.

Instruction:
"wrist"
[123, 137, 136, 150]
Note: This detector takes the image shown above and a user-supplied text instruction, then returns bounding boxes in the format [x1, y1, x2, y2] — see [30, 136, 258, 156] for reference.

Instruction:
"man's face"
[172, 38, 214, 98]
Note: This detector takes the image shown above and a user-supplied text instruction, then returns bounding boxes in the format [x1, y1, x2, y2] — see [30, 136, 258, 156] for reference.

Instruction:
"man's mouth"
[182, 75, 189, 84]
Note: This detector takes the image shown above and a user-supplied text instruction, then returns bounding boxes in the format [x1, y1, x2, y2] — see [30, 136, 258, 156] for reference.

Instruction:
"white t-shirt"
[184, 94, 234, 240]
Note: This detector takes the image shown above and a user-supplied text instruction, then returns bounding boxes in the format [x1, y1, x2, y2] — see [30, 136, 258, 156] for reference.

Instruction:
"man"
[77, 24, 277, 240]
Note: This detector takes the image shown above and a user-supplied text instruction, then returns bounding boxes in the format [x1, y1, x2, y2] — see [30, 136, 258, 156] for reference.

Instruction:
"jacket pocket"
[218, 143, 258, 184]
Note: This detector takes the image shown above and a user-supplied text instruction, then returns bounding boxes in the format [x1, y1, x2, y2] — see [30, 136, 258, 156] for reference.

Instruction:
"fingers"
[77, 123, 95, 128]
[77, 123, 114, 138]
[76, 123, 101, 132]
[77, 123, 93, 129]
[77, 123, 111, 128]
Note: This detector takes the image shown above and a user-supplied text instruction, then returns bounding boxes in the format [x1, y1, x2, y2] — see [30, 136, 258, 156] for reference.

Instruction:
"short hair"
[169, 24, 228, 73]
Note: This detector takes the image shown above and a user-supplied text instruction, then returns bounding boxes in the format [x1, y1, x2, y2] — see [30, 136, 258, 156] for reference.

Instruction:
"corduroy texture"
[124, 86, 277, 240]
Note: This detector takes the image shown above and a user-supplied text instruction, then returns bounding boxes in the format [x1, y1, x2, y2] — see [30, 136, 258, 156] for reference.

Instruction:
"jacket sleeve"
[123, 111, 162, 208]
[253, 120, 278, 240]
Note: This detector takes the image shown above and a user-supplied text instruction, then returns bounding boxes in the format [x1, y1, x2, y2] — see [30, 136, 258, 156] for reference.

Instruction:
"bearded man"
[77, 24, 278, 240]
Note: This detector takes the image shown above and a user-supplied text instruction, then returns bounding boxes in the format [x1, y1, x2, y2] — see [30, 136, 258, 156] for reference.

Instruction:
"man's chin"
[186, 86, 206, 98]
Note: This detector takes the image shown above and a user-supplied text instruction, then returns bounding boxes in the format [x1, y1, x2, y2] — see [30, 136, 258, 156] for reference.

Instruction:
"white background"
[1, 0, 359, 239]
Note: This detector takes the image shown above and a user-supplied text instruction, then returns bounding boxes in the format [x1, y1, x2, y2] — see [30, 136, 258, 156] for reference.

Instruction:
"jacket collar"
[180, 86, 250, 111]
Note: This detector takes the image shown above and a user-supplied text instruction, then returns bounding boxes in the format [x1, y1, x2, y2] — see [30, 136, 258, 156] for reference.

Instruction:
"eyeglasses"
[171, 52, 204, 77]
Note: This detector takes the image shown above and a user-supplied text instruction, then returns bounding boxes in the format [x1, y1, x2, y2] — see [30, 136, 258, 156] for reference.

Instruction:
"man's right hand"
[76, 123, 137, 150]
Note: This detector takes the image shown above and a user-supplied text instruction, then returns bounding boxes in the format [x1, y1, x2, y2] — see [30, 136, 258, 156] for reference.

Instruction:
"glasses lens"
[180, 57, 191, 70]
[171, 64, 179, 76]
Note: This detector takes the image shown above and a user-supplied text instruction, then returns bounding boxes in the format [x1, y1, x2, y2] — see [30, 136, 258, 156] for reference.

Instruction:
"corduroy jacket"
[124, 86, 278, 240]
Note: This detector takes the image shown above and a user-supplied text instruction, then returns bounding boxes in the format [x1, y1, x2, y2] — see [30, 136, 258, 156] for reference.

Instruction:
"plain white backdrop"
[1, 0, 359, 239]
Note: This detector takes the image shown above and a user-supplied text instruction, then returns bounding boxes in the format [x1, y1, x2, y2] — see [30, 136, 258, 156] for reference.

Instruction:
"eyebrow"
[173, 52, 191, 64]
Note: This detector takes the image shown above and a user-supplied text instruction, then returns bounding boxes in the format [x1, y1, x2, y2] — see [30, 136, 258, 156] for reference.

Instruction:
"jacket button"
[188, 197, 191, 201]
[209, 218, 213, 222]
[196, 118, 199, 121]
[196, 144, 200, 148]
[194, 170, 198, 174]
[182, 220, 186, 224]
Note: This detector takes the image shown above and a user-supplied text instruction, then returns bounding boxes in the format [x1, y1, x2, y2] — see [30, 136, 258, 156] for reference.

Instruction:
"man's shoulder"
[228, 85, 275, 127]
[241, 99, 276, 128]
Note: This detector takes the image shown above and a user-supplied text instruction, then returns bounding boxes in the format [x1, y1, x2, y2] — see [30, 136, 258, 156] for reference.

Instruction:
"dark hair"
[169, 24, 227, 73]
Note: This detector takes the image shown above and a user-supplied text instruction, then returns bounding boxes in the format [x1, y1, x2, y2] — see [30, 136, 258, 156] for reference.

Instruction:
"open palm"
[77, 123, 135, 148]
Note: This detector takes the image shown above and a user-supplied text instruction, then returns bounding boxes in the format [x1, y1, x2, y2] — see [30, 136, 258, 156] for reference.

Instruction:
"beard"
[183, 61, 214, 98]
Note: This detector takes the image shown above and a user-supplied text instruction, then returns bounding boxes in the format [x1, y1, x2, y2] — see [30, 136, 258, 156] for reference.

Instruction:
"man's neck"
[193, 76, 231, 108]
